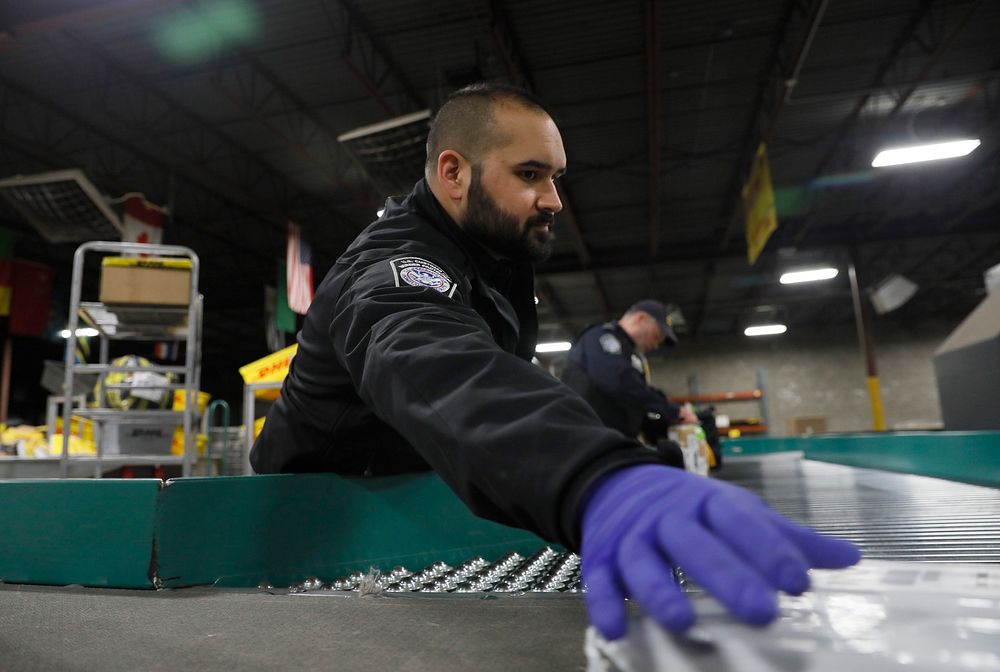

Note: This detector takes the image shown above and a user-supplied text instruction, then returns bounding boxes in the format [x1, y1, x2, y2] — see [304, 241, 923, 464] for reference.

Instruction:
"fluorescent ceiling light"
[780, 268, 839, 284]
[60, 327, 99, 338]
[872, 139, 980, 168]
[744, 324, 787, 337]
[535, 341, 571, 353]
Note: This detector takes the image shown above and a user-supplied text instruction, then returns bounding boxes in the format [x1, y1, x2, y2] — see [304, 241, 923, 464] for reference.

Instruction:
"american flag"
[286, 221, 314, 315]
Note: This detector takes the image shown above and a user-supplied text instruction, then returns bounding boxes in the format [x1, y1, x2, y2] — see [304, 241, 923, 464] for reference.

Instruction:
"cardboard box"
[787, 416, 827, 435]
[99, 257, 191, 306]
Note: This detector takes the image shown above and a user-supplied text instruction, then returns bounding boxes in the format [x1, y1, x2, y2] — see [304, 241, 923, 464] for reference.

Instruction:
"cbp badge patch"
[389, 257, 457, 297]
[599, 333, 622, 355]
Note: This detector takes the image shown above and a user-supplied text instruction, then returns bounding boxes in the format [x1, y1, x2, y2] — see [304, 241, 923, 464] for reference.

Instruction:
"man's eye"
[519, 170, 538, 181]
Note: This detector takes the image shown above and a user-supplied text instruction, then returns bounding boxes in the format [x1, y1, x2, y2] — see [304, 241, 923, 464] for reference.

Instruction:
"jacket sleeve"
[330, 255, 660, 549]
[580, 330, 681, 423]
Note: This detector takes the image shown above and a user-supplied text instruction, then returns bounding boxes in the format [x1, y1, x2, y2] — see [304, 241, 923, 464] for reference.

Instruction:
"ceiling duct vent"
[0, 169, 124, 243]
[338, 110, 431, 197]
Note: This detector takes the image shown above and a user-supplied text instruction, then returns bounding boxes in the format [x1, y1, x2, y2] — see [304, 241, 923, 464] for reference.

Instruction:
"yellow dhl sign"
[238, 343, 297, 400]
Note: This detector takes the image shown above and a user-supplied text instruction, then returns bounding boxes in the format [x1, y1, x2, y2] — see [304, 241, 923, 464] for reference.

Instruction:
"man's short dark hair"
[424, 82, 554, 174]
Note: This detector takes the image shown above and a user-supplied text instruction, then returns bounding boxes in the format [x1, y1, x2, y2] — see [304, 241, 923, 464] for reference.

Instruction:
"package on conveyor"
[668, 422, 713, 476]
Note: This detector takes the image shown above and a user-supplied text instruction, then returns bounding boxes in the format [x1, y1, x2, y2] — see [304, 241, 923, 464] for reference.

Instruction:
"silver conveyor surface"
[722, 452, 1000, 563]
[1, 453, 998, 672]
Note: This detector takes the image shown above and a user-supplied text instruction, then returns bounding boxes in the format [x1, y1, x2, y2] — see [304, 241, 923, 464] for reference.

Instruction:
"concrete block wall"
[646, 321, 953, 436]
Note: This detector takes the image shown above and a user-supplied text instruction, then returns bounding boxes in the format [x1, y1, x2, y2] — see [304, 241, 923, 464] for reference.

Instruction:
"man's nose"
[538, 181, 563, 213]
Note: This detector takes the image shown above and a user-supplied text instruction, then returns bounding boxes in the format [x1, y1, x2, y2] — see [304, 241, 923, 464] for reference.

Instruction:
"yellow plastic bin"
[171, 390, 211, 456]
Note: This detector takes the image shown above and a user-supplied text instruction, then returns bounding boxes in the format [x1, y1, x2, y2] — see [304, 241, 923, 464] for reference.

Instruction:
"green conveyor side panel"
[722, 436, 809, 455]
[802, 431, 1000, 488]
[154, 473, 552, 588]
[0, 479, 160, 589]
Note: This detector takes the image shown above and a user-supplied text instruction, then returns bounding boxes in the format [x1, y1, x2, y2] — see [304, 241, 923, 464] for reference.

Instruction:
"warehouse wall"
[646, 320, 955, 436]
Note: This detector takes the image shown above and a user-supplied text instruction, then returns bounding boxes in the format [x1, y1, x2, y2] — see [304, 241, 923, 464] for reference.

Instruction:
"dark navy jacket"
[250, 179, 659, 549]
[561, 322, 682, 439]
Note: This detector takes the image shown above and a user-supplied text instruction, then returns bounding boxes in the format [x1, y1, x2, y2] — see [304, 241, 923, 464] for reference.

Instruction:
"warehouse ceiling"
[1, 0, 998, 367]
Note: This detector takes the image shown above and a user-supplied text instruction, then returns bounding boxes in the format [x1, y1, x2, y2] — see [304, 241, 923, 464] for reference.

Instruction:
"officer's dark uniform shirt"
[560, 322, 682, 439]
[250, 179, 659, 549]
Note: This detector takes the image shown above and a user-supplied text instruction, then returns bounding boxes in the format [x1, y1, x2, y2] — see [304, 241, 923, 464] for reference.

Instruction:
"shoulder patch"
[389, 257, 457, 297]
[599, 332, 622, 355]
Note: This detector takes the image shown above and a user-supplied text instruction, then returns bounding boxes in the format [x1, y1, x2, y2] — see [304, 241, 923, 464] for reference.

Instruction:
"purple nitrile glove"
[580, 464, 861, 640]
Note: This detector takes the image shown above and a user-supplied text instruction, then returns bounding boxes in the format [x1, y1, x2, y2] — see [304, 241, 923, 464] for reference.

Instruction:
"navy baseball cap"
[630, 299, 679, 346]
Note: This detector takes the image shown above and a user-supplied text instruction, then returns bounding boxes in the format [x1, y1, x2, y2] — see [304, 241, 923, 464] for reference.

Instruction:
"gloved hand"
[580, 464, 861, 639]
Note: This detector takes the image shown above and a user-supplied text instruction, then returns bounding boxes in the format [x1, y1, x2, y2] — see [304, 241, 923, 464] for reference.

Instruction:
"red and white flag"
[121, 195, 166, 246]
[286, 221, 314, 315]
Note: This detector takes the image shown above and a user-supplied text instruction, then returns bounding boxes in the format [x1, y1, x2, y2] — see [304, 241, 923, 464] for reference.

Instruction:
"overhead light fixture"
[872, 139, 980, 168]
[535, 341, 571, 353]
[870, 274, 918, 314]
[60, 327, 99, 338]
[338, 109, 431, 194]
[0, 169, 125, 242]
[744, 324, 787, 337]
[780, 267, 839, 284]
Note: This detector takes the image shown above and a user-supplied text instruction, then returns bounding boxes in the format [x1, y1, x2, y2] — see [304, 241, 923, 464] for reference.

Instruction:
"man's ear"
[436, 150, 470, 203]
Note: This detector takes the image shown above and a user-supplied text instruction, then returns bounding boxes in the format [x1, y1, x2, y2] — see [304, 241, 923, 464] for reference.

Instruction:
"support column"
[848, 249, 886, 431]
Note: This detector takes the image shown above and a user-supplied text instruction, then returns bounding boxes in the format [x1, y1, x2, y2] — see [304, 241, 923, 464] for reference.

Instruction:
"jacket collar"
[407, 178, 528, 289]
[611, 321, 637, 349]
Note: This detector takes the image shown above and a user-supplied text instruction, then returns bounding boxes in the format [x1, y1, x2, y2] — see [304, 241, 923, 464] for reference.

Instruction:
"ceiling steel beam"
[789, 0, 943, 245]
[0, 73, 282, 267]
[689, 0, 828, 335]
[195, 0, 427, 222]
[326, 0, 427, 116]
[885, 144, 1000, 282]
[536, 227, 1000, 281]
[193, 37, 380, 214]
[0, 0, 176, 39]
[484, 0, 611, 318]
[717, 0, 830, 251]
[698, 16, 998, 334]
[207, 55, 377, 215]
[645, 0, 661, 259]
[862, 59, 1000, 239]
[786, 68, 1000, 107]
[880, 0, 985, 122]
[58, 29, 361, 245]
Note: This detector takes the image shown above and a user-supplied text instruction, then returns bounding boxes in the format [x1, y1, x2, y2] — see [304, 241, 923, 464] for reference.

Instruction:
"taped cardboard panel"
[0, 479, 160, 588]
[154, 472, 550, 588]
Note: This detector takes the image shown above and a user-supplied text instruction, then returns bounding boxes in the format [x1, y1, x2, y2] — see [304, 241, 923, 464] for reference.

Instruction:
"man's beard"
[461, 170, 554, 263]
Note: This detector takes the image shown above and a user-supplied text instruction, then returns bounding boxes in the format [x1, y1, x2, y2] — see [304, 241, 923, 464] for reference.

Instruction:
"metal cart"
[60, 241, 202, 478]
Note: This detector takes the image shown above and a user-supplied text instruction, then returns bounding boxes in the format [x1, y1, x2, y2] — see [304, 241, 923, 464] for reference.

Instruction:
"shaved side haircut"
[424, 82, 554, 176]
